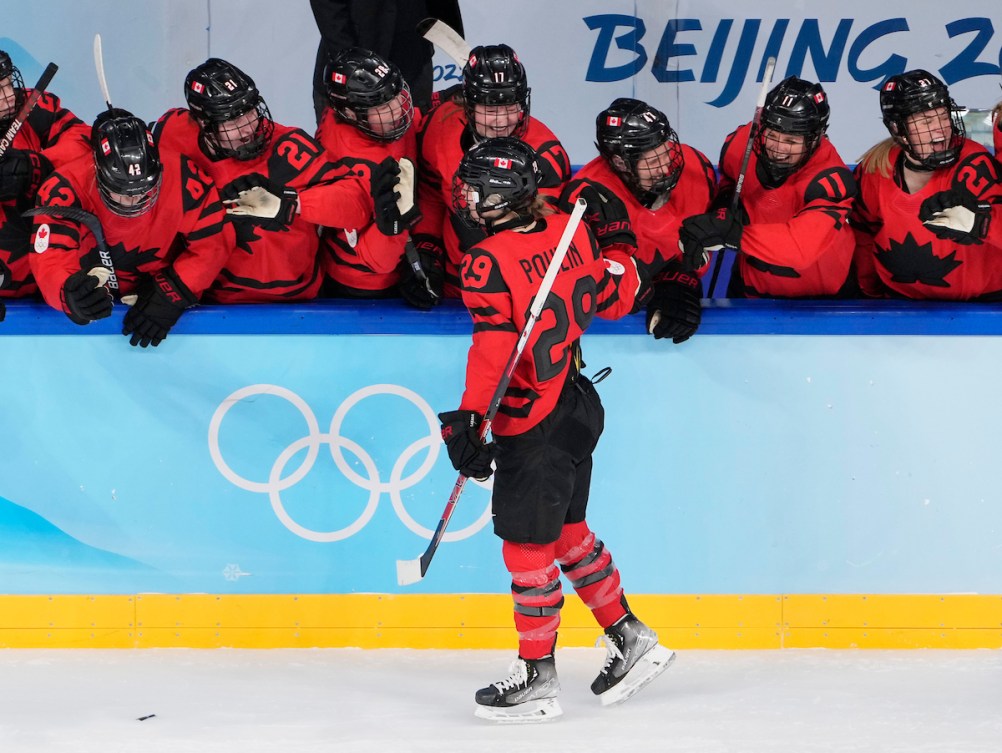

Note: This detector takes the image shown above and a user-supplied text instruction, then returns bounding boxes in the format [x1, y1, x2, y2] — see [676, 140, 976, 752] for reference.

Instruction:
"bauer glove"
[398, 235, 444, 310]
[222, 173, 299, 227]
[371, 156, 421, 236]
[61, 267, 114, 325]
[919, 187, 991, 245]
[438, 409, 497, 481]
[645, 265, 703, 344]
[121, 268, 197, 348]
[559, 179, 636, 249]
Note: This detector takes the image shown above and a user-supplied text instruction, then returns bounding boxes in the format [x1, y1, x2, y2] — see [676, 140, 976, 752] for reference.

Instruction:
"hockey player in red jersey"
[315, 48, 425, 301]
[851, 70, 1002, 299]
[439, 137, 673, 723]
[560, 98, 715, 342]
[411, 43, 572, 300]
[153, 58, 406, 304]
[678, 77, 858, 298]
[29, 108, 233, 346]
[0, 49, 91, 304]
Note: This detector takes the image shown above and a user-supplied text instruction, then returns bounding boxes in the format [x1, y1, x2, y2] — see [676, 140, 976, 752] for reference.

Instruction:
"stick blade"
[417, 17, 471, 67]
[396, 556, 425, 587]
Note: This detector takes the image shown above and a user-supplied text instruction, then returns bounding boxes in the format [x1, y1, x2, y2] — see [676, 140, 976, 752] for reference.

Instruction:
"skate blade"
[600, 645, 676, 707]
[474, 697, 563, 724]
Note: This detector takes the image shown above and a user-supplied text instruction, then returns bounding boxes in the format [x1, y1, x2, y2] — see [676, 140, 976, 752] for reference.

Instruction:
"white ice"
[0, 648, 999, 753]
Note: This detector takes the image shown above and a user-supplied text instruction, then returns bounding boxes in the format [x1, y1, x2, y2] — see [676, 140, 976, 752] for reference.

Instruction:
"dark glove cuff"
[154, 267, 198, 310]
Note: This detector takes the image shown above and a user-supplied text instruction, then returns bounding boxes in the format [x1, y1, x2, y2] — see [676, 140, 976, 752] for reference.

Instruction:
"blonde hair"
[857, 137, 897, 178]
[530, 195, 557, 220]
[993, 101, 1002, 127]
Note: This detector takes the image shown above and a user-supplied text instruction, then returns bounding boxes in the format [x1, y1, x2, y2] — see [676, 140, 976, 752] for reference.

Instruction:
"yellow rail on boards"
[0, 594, 999, 649]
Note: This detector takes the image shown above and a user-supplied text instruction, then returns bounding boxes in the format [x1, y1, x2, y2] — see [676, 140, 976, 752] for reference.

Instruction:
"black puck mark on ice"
[137, 714, 157, 721]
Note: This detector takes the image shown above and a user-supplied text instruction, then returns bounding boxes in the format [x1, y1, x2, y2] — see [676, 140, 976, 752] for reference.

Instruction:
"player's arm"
[847, 168, 889, 298]
[917, 151, 1002, 249]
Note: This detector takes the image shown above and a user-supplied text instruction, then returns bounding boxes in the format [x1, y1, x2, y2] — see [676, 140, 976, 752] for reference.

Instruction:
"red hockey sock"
[555, 521, 627, 629]
[501, 540, 562, 660]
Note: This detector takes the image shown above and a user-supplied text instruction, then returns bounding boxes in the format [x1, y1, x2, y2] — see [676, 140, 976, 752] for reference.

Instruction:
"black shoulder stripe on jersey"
[804, 166, 857, 204]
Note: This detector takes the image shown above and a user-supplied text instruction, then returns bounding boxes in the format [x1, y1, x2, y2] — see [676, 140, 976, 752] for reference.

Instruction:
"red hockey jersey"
[154, 109, 373, 303]
[28, 148, 233, 315]
[719, 123, 857, 297]
[851, 140, 1002, 300]
[459, 211, 627, 436]
[416, 100, 571, 296]
[314, 107, 419, 294]
[1, 90, 91, 298]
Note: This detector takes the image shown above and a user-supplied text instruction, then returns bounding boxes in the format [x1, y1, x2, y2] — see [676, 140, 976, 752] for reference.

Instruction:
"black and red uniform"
[1, 90, 90, 299]
[458, 211, 634, 660]
[851, 141, 1002, 299]
[314, 106, 420, 295]
[718, 123, 857, 297]
[153, 109, 373, 303]
[416, 101, 571, 296]
[28, 148, 233, 313]
[568, 144, 716, 276]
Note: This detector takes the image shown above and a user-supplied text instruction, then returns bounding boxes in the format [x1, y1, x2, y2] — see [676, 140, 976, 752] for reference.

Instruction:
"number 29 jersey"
[458, 211, 606, 437]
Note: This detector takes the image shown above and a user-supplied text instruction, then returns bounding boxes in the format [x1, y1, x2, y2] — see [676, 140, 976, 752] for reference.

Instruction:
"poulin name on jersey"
[518, 243, 585, 284]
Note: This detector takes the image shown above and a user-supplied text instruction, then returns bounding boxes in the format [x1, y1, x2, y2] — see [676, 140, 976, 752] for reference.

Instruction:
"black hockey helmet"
[755, 76, 830, 182]
[462, 44, 530, 139]
[184, 58, 274, 160]
[0, 50, 26, 129]
[452, 136, 541, 233]
[324, 47, 413, 141]
[596, 97, 684, 203]
[92, 108, 162, 217]
[879, 69, 964, 170]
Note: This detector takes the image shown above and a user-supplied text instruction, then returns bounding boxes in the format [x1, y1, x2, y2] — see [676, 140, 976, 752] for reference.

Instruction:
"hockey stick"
[706, 56, 776, 298]
[24, 205, 120, 290]
[0, 62, 58, 161]
[396, 198, 588, 586]
[417, 18, 471, 67]
[93, 34, 113, 110]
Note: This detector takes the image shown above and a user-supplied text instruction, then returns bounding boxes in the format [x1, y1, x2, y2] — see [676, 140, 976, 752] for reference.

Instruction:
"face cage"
[753, 127, 820, 182]
[0, 68, 26, 127]
[614, 140, 684, 204]
[202, 100, 275, 160]
[451, 172, 529, 232]
[894, 106, 966, 170]
[348, 84, 414, 142]
[465, 92, 531, 141]
[97, 172, 163, 218]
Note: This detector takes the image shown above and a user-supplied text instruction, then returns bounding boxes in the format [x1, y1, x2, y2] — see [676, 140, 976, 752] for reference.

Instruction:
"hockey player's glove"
[371, 156, 421, 236]
[559, 179, 636, 249]
[222, 173, 299, 228]
[397, 236, 444, 310]
[61, 267, 114, 325]
[919, 187, 991, 245]
[645, 264, 703, 344]
[0, 148, 52, 203]
[678, 206, 746, 272]
[438, 409, 497, 481]
[121, 267, 197, 348]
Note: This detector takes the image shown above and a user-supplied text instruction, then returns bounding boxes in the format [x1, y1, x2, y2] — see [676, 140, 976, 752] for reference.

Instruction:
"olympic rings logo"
[208, 384, 492, 543]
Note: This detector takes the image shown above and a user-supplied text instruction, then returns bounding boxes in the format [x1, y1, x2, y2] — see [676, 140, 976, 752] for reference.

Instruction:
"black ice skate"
[474, 654, 562, 723]
[591, 614, 675, 706]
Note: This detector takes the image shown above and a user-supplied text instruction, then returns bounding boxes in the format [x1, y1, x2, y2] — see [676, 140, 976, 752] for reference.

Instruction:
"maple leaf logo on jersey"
[875, 232, 961, 287]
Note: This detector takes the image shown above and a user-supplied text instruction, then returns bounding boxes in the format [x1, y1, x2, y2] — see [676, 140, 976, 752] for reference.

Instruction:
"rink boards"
[1, 300, 1001, 649]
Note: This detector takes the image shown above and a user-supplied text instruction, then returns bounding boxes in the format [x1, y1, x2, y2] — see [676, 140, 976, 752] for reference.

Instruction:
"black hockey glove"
[919, 187, 991, 245]
[397, 236, 444, 310]
[559, 179, 636, 249]
[371, 156, 420, 236]
[222, 173, 299, 228]
[438, 409, 497, 481]
[121, 268, 198, 348]
[645, 265, 703, 344]
[678, 207, 746, 272]
[61, 268, 114, 325]
[0, 148, 52, 203]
